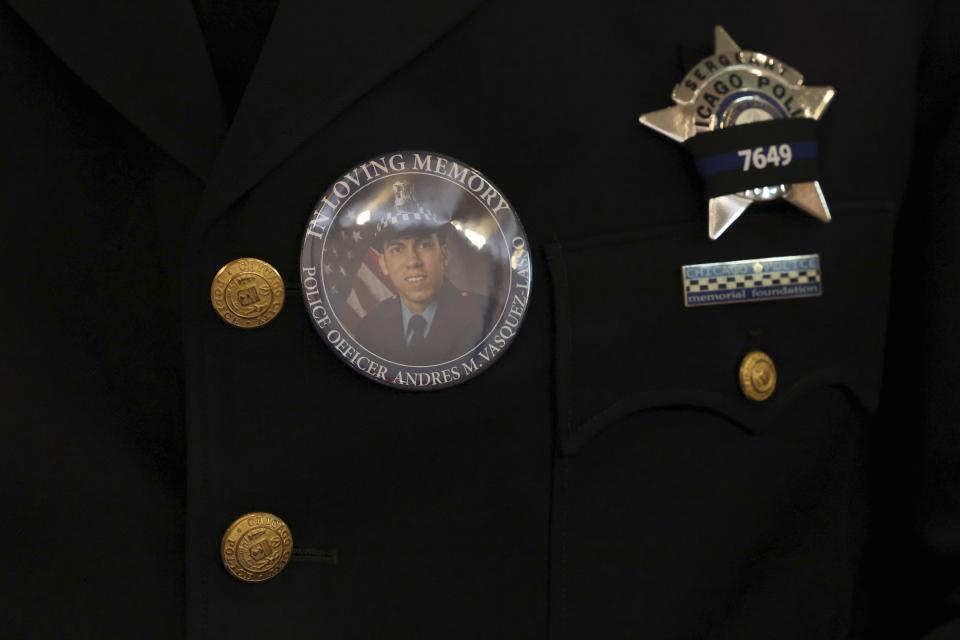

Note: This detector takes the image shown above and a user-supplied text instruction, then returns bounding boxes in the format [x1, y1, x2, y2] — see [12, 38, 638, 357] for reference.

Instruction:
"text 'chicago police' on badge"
[300, 151, 531, 390]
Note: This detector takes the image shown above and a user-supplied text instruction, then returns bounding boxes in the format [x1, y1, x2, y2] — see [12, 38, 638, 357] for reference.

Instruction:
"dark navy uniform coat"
[2, 0, 959, 638]
[355, 279, 495, 367]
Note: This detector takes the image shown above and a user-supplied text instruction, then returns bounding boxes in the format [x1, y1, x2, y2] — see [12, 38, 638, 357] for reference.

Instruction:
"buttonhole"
[291, 547, 339, 565]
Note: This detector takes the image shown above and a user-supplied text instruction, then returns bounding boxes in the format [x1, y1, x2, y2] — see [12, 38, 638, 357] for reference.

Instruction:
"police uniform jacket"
[355, 279, 495, 367]
[3, 0, 959, 638]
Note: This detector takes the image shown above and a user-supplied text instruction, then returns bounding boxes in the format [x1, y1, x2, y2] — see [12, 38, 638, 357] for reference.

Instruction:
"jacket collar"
[10, 0, 485, 226]
[9, 0, 227, 179]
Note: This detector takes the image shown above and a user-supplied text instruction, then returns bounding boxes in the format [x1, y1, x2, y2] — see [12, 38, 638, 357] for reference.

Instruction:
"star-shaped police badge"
[640, 26, 835, 239]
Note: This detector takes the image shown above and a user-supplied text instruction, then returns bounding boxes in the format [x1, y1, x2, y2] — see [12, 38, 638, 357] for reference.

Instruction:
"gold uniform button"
[221, 512, 293, 583]
[739, 350, 777, 402]
[210, 258, 284, 328]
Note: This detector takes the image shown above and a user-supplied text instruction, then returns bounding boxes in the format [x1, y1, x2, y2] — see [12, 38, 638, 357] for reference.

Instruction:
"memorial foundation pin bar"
[682, 254, 822, 307]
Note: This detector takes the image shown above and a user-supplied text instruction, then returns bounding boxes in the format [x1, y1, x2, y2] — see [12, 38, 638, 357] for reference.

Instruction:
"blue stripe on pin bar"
[682, 254, 822, 307]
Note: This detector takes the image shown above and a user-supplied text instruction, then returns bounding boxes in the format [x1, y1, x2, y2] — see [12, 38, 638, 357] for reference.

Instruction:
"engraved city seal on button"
[210, 258, 285, 328]
[300, 151, 531, 390]
[640, 26, 835, 239]
[221, 512, 293, 583]
[739, 350, 777, 402]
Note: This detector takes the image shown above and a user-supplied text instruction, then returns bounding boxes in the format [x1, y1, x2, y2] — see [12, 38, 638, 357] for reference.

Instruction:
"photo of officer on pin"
[348, 179, 500, 366]
[304, 151, 528, 389]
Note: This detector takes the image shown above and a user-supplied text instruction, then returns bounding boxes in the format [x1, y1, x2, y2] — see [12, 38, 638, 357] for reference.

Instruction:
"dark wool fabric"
[2, 1, 959, 638]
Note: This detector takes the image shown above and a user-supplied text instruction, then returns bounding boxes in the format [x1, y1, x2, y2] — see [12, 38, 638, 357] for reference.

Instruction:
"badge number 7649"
[737, 144, 793, 171]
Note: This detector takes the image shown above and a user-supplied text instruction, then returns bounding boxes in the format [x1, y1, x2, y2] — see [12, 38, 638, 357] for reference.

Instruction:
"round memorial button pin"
[300, 151, 532, 390]
[221, 512, 293, 583]
[210, 258, 285, 329]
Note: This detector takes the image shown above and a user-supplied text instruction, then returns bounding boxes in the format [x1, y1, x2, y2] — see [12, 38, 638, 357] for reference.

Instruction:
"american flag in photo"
[324, 212, 395, 331]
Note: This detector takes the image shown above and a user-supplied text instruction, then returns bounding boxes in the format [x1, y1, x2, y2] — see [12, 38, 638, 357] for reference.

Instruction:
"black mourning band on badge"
[683, 118, 819, 198]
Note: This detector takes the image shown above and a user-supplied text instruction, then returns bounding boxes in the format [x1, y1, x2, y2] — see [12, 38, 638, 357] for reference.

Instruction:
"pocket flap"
[545, 203, 895, 455]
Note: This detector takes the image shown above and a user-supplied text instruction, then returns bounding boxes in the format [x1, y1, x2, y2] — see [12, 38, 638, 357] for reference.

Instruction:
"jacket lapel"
[197, 0, 485, 229]
[8, 0, 226, 179]
[8, 0, 484, 212]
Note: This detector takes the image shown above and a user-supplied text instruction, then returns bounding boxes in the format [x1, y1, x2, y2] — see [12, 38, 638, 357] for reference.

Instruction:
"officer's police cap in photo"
[373, 179, 451, 249]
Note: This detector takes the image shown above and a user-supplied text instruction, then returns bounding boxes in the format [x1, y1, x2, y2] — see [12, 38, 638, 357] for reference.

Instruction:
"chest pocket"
[545, 201, 895, 455]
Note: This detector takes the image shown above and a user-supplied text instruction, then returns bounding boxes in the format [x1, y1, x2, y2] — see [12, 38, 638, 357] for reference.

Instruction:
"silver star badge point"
[639, 26, 836, 239]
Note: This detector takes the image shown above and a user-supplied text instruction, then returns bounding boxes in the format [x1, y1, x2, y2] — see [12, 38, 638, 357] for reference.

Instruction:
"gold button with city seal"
[221, 512, 293, 583]
[739, 350, 777, 402]
[300, 151, 532, 390]
[210, 258, 285, 328]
